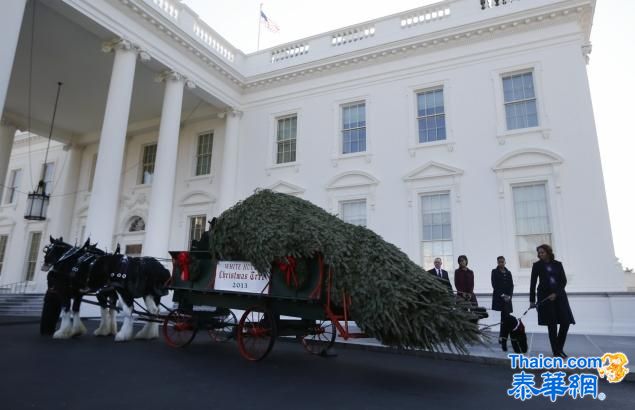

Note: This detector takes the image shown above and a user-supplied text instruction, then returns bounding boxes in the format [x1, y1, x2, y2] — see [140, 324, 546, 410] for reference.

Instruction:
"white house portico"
[1, 0, 633, 335]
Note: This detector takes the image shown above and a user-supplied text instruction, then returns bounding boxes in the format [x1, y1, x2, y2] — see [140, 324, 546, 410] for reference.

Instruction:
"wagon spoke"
[237, 306, 276, 361]
[163, 309, 197, 348]
[208, 309, 237, 342]
[301, 320, 336, 356]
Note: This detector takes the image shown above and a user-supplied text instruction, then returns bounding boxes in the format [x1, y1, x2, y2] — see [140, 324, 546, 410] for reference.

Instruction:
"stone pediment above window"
[326, 171, 379, 190]
[493, 149, 564, 197]
[403, 161, 464, 182]
[493, 149, 563, 172]
[266, 181, 305, 196]
[179, 191, 217, 206]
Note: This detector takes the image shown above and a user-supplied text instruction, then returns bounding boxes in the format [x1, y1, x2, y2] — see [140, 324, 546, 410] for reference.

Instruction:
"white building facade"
[1, 0, 633, 334]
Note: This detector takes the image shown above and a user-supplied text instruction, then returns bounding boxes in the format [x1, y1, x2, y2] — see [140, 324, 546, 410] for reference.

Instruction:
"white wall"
[233, 20, 622, 294]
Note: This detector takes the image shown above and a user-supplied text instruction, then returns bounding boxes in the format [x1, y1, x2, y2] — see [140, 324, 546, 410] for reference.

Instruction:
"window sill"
[0, 203, 19, 212]
[331, 152, 372, 167]
[266, 162, 301, 176]
[497, 127, 551, 145]
[185, 174, 214, 184]
[132, 184, 152, 192]
[408, 140, 455, 157]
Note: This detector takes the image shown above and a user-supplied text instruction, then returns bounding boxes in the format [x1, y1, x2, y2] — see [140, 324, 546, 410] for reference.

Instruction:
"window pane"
[141, 144, 157, 184]
[88, 155, 98, 192]
[189, 215, 207, 248]
[6, 169, 22, 204]
[513, 184, 552, 268]
[341, 103, 366, 154]
[0, 235, 8, 275]
[196, 132, 213, 176]
[340, 199, 367, 227]
[43, 163, 55, 195]
[503, 72, 538, 130]
[421, 193, 452, 265]
[277, 115, 297, 163]
[417, 88, 445, 144]
[25, 232, 42, 281]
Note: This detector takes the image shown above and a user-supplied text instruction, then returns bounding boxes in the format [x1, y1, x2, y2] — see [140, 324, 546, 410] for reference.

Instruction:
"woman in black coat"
[491, 256, 513, 351]
[529, 244, 575, 358]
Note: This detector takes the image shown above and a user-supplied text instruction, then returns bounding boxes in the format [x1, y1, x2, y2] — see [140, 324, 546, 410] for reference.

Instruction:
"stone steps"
[0, 293, 45, 317]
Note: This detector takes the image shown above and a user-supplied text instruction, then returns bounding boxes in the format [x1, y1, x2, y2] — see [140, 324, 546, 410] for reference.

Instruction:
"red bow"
[177, 252, 190, 281]
[276, 256, 298, 288]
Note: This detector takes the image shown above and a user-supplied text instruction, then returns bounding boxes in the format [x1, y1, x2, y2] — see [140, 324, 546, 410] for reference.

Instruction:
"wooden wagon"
[164, 251, 365, 361]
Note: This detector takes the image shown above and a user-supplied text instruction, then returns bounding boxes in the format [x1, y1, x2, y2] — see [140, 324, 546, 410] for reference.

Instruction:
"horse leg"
[93, 292, 111, 336]
[71, 294, 87, 336]
[134, 295, 160, 340]
[114, 291, 134, 342]
[108, 293, 118, 336]
[53, 296, 73, 339]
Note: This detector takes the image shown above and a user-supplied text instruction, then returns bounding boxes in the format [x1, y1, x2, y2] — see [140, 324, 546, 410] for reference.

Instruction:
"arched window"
[128, 216, 145, 232]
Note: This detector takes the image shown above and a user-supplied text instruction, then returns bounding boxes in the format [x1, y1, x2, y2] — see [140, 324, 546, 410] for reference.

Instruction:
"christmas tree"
[210, 189, 482, 352]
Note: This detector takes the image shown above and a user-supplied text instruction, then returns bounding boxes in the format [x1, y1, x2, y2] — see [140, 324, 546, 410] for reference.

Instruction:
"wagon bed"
[165, 251, 365, 360]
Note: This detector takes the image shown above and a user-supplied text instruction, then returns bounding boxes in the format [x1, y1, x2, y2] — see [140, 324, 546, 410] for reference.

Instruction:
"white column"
[0, 0, 27, 117]
[85, 39, 146, 251]
[46, 144, 83, 240]
[0, 119, 17, 204]
[142, 71, 190, 258]
[218, 110, 242, 212]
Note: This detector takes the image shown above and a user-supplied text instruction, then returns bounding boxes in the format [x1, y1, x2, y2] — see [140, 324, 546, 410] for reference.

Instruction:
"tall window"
[340, 199, 367, 227]
[421, 193, 453, 270]
[0, 235, 8, 275]
[43, 163, 55, 195]
[341, 102, 366, 154]
[503, 71, 538, 130]
[189, 215, 206, 247]
[513, 183, 552, 268]
[195, 132, 214, 176]
[25, 232, 42, 281]
[276, 115, 297, 164]
[140, 144, 157, 184]
[417, 88, 446, 143]
[88, 154, 97, 192]
[5, 169, 22, 204]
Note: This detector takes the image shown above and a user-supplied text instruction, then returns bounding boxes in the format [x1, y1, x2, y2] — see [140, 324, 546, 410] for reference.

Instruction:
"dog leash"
[478, 296, 550, 332]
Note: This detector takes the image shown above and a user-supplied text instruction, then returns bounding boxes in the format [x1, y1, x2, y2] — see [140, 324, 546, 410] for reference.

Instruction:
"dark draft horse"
[86, 250, 170, 341]
[41, 236, 104, 338]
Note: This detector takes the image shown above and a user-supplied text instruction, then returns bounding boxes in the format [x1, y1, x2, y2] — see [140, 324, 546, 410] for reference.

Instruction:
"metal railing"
[0, 281, 30, 294]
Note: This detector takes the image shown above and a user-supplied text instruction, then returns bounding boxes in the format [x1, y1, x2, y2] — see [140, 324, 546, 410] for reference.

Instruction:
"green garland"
[209, 189, 482, 352]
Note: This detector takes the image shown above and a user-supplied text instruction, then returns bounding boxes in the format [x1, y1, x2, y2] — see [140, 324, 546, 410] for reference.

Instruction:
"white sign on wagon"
[214, 261, 270, 294]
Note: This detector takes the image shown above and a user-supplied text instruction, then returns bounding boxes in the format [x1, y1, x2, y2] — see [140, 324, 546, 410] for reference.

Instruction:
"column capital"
[154, 70, 196, 89]
[101, 38, 151, 62]
[218, 109, 243, 119]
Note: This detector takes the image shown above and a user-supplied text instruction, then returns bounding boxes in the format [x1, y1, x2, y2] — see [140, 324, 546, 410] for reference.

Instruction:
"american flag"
[260, 10, 280, 33]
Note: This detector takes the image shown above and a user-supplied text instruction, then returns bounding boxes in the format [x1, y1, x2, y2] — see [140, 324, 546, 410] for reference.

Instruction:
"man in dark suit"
[428, 257, 452, 292]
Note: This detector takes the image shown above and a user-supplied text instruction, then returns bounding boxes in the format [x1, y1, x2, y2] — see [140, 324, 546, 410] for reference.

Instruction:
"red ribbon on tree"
[276, 256, 298, 288]
[177, 252, 190, 281]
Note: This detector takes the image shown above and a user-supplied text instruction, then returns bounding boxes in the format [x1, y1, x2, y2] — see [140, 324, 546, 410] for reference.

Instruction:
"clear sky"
[183, 0, 635, 269]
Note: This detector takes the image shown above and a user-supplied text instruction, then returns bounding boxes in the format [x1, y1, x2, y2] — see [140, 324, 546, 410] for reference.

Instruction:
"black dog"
[501, 315, 528, 353]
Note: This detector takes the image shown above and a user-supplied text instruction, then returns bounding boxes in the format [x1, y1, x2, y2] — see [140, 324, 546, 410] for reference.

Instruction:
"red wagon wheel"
[301, 319, 336, 355]
[236, 306, 276, 361]
[208, 309, 237, 342]
[163, 309, 197, 348]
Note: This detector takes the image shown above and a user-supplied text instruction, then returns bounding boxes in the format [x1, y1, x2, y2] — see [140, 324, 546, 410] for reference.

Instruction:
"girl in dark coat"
[529, 244, 575, 358]
[455, 255, 478, 306]
[491, 256, 514, 351]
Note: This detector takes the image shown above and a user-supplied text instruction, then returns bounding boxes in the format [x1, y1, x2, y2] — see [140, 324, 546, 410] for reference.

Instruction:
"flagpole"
[257, 3, 263, 51]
